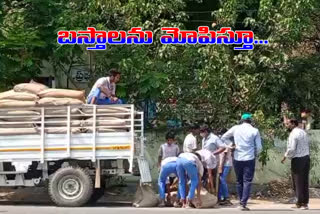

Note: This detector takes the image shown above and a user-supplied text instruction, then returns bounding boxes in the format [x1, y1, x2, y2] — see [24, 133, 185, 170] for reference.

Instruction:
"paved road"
[0, 203, 319, 214]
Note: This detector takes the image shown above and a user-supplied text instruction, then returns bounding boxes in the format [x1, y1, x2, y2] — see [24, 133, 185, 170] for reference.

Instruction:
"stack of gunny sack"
[0, 80, 129, 135]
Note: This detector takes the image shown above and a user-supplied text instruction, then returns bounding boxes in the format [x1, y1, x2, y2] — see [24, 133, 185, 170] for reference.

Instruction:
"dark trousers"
[233, 159, 255, 206]
[291, 155, 310, 206]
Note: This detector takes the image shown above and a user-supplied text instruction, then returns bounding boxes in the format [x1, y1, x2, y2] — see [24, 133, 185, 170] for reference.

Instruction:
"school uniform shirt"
[88, 77, 115, 99]
[161, 156, 178, 167]
[285, 127, 310, 159]
[179, 152, 204, 177]
[202, 133, 226, 152]
[158, 143, 180, 160]
[196, 149, 217, 169]
[183, 133, 197, 152]
[219, 147, 233, 167]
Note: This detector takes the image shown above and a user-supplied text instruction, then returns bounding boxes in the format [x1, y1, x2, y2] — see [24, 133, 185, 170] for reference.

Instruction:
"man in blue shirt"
[221, 113, 262, 211]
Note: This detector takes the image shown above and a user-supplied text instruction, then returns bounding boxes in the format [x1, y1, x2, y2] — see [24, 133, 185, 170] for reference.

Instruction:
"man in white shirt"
[196, 149, 217, 194]
[183, 124, 200, 152]
[87, 68, 123, 105]
[199, 125, 226, 194]
[221, 113, 262, 211]
[281, 119, 310, 210]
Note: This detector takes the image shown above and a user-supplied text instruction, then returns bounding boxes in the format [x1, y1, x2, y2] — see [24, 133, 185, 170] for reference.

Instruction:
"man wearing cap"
[221, 113, 262, 211]
[87, 68, 123, 105]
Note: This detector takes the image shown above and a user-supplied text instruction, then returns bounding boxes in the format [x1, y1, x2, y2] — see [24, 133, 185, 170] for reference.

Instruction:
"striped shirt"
[285, 127, 310, 159]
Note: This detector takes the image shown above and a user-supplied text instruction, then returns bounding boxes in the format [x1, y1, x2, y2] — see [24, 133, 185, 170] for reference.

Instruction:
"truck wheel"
[49, 166, 93, 207]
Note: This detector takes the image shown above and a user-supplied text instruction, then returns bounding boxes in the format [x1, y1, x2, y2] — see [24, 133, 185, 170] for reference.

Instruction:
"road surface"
[0, 203, 319, 214]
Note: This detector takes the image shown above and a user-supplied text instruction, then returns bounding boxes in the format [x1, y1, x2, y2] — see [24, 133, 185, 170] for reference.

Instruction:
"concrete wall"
[144, 129, 320, 187]
[39, 60, 92, 94]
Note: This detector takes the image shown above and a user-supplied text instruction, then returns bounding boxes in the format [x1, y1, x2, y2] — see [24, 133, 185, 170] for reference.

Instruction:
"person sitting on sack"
[87, 68, 123, 105]
[158, 157, 181, 207]
[177, 152, 203, 208]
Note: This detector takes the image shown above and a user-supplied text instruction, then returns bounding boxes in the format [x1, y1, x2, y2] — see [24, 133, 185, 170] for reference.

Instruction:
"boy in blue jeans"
[218, 128, 234, 205]
[177, 152, 203, 208]
[158, 157, 180, 207]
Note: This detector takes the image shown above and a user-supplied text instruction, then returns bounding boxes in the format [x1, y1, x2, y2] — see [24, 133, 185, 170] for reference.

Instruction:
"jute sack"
[14, 80, 48, 95]
[44, 108, 82, 115]
[0, 128, 38, 135]
[194, 188, 217, 208]
[0, 90, 39, 101]
[38, 127, 82, 134]
[133, 184, 159, 207]
[81, 107, 130, 119]
[169, 188, 217, 208]
[1, 110, 39, 116]
[43, 118, 81, 127]
[0, 120, 35, 128]
[0, 110, 40, 122]
[82, 117, 126, 127]
[33, 108, 84, 120]
[85, 127, 128, 133]
[38, 89, 85, 100]
[0, 100, 36, 108]
[37, 97, 84, 106]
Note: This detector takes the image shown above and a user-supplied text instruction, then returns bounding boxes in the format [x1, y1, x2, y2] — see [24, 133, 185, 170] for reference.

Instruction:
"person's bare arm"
[213, 147, 226, 155]
[90, 96, 97, 104]
[218, 152, 226, 174]
[207, 168, 214, 193]
[98, 86, 112, 98]
[158, 147, 163, 168]
[196, 174, 202, 208]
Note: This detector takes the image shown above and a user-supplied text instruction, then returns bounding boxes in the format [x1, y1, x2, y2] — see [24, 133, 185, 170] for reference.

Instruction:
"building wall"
[39, 60, 93, 95]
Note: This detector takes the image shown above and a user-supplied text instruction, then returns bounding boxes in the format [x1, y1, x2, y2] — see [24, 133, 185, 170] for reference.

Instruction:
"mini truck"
[0, 104, 152, 206]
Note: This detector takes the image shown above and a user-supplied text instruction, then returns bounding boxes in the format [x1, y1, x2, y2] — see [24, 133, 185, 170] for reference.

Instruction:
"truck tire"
[48, 166, 93, 207]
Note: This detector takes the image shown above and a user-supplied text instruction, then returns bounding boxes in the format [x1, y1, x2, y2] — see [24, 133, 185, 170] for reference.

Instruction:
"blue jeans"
[87, 88, 123, 105]
[158, 161, 180, 200]
[218, 166, 231, 200]
[177, 157, 199, 200]
[233, 159, 255, 206]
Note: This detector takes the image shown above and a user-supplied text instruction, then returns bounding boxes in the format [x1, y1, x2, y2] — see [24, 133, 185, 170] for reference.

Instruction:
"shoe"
[224, 199, 233, 206]
[184, 201, 196, 209]
[173, 201, 182, 208]
[292, 204, 301, 209]
[219, 200, 227, 205]
[300, 206, 309, 210]
[158, 200, 165, 207]
[237, 205, 250, 211]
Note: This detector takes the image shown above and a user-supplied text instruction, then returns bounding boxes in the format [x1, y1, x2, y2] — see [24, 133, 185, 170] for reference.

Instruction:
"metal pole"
[92, 105, 97, 162]
[40, 107, 45, 163]
[95, 159, 101, 188]
[67, 106, 71, 158]
[129, 105, 135, 173]
[140, 112, 144, 157]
